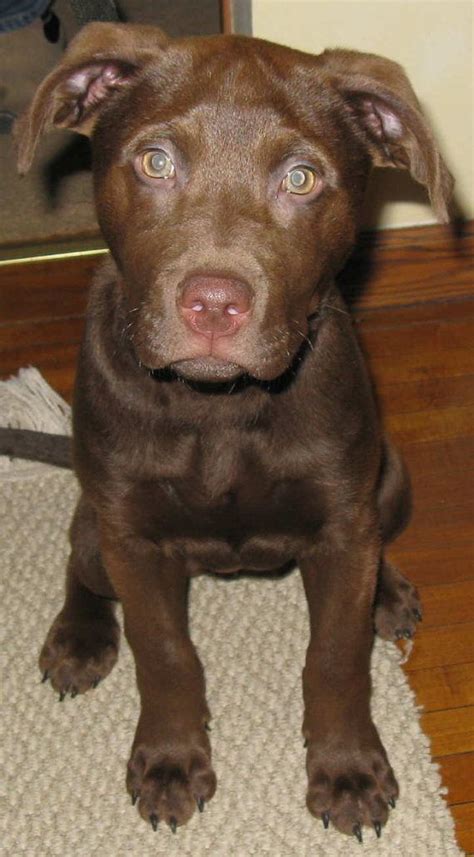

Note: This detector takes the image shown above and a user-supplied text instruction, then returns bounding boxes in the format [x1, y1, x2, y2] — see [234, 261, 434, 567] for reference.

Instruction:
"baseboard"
[1, 221, 472, 323]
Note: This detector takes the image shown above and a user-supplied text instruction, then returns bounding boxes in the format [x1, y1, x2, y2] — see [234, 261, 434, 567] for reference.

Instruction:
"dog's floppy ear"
[319, 49, 454, 222]
[15, 22, 169, 174]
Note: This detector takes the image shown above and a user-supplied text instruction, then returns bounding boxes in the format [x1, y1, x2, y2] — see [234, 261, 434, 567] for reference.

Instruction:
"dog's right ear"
[14, 22, 169, 174]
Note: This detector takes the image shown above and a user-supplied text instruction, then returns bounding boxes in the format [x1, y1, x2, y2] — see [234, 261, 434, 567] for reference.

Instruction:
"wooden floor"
[0, 241, 473, 853]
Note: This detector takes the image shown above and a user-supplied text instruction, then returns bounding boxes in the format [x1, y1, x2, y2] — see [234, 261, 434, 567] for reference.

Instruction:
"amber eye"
[282, 166, 317, 195]
[141, 149, 175, 179]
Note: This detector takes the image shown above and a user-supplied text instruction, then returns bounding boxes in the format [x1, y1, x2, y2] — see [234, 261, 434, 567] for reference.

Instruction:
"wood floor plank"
[377, 375, 474, 417]
[451, 803, 474, 855]
[393, 514, 472, 559]
[458, 828, 473, 856]
[396, 504, 473, 560]
[408, 663, 474, 712]
[389, 545, 473, 588]
[359, 312, 474, 359]
[0, 316, 85, 351]
[439, 753, 474, 806]
[394, 553, 472, 590]
[401, 437, 474, 503]
[367, 345, 474, 385]
[0, 256, 94, 324]
[418, 581, 474, 628]
[355, 296, 474, 330]
[421, 707, 474, 756]
[387, 404, 474, 444]
[340, 220, 474, 308]
[404, 623, 474, 672]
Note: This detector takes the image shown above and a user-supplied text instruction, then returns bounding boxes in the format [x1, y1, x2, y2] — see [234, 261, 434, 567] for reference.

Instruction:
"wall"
[252, 0, 473, 228]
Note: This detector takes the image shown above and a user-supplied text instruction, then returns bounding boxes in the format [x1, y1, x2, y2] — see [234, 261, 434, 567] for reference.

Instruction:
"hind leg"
[374, 440, 422, 641]
[375, 560, 422, 641]
[40, 494, 120, 699]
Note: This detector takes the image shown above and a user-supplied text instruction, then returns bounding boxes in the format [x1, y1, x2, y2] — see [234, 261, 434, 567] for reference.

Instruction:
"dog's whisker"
[324, 302, 350, 316]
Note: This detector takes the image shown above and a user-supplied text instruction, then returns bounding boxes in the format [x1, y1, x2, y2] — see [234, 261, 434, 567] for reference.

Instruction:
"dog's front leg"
[300, 513, 398, 842]
[101, 528, 216, 832]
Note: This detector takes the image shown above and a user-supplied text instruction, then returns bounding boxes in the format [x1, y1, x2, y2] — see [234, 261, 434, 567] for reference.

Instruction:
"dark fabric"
[0, 0, 50, 31]
[0, 427, 73, 468]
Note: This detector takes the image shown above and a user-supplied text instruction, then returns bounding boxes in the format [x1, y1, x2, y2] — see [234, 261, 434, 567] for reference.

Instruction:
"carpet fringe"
[0, 367, 71, 480]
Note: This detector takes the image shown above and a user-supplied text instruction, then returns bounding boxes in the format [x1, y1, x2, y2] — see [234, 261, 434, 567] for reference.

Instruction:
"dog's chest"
[128, 428, 323, 572]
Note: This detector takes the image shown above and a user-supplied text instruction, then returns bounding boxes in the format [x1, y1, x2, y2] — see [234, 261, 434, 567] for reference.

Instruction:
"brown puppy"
[16, 23, 452, 841]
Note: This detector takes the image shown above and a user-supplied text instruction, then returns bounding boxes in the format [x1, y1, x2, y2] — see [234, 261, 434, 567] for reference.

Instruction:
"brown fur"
[16, 23, 452, 839]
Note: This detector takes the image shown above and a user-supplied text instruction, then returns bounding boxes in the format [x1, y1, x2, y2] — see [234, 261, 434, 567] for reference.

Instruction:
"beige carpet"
[0, 370, 463, 856]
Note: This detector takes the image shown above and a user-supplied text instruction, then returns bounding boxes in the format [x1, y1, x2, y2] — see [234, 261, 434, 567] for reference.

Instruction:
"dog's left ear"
[15, 22, 169, 174]
[319, 49, 454, 222]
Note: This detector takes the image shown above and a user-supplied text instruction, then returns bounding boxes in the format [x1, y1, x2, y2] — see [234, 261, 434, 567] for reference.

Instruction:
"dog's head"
[16, 23, 453, 382]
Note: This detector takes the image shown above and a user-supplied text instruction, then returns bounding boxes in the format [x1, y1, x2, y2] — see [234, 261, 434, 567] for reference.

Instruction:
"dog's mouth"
[171, 356, 244, 382]
[133, 318, 315, 385]
[138, 332, 314, 386]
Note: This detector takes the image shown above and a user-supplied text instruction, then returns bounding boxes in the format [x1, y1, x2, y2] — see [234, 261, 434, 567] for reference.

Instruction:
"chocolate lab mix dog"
[16, 22, 452, 841]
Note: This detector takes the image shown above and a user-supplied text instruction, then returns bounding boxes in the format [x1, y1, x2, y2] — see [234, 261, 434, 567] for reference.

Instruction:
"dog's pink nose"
[179, 276, 252, 339]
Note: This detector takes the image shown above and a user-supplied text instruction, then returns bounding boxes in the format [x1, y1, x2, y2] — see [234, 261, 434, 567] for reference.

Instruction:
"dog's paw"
[127, 734, 216, 832]
[306, 740, 398, 840]
[375, 562, 422, 641]
[39, 611, 119, 699]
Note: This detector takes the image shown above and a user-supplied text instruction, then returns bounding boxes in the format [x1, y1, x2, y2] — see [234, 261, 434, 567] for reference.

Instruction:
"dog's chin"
[171, 357, 245, 383]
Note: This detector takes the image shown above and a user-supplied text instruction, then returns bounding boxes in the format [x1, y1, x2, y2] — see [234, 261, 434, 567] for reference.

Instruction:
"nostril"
[179, 275, 253, 338]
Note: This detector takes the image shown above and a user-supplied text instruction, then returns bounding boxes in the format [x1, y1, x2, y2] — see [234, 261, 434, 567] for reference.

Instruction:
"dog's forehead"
[119, 37, 337, 152]
[189, 37, 324, 106]
[169, 33, 320, 93]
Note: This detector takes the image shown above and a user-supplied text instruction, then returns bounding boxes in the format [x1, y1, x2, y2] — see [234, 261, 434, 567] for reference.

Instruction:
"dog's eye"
[141, 149, 175, 179]
[282, 166, 317, 195]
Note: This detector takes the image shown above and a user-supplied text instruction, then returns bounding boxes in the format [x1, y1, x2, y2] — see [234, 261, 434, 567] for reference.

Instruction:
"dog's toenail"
[197, 797, 205, 813]
[58, 690, 66, 702]
[353, 823, 363, 843]
[388, 796, 396, 809]
[41, 670, 49, 683]
[414, 609, 422, 621]
[149, 813, 159, 831]
[322, 811, 330, 829]
[374, 820, 382, 838]
[170, 817, 177, 834]
[395, 630, 404, 640]
[303, 738, 308, 748]
[205, 722, 211, 731]
[70, 688, 78, 698]
[131, 791, 138, 806]
[403, 629, 412, 639]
